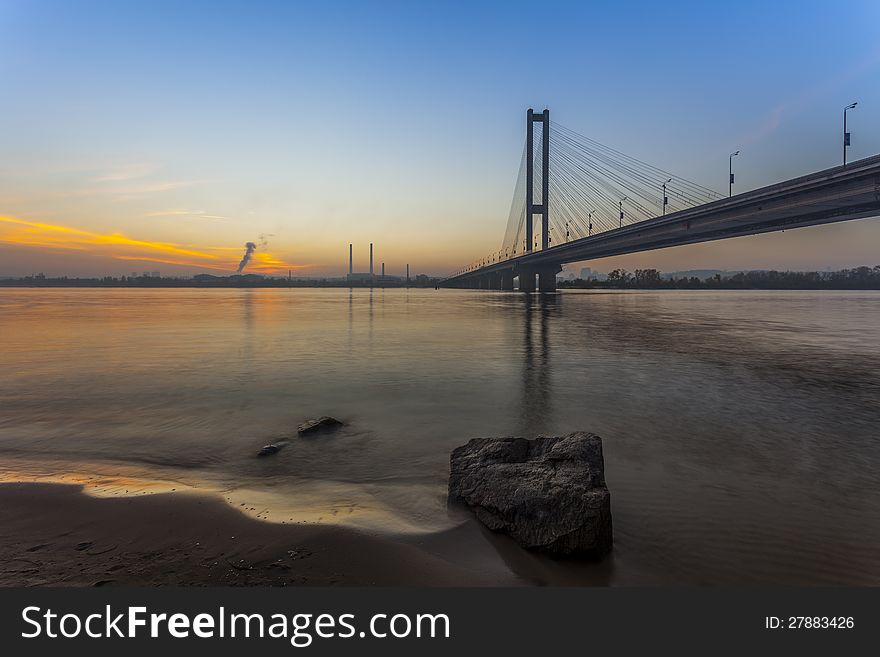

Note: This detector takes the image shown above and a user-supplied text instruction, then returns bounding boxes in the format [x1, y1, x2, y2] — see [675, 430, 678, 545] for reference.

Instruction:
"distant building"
[347, 272, 374, 282]
[150, 271, 160, 278]
[660, 269, 738, 280]
[580, 267, 593, 280]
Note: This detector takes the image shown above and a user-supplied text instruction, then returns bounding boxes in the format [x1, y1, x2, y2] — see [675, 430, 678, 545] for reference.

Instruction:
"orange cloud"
[248, 252, 311, 272]
[111, 255, 234, 271]
[0, 215, 307, 275]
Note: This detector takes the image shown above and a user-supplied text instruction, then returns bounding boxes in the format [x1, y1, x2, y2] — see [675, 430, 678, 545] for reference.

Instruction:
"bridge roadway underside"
[442, 154, 880, 292]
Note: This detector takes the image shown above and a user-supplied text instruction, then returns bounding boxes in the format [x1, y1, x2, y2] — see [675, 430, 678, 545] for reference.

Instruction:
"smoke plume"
[236, 242, 257, 273]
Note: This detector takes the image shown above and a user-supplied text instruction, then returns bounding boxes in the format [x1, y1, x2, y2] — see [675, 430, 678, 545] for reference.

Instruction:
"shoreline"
[0, 482, 526, 587]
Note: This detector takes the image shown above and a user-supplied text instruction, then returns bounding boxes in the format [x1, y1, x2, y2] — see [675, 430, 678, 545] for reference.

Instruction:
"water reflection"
[235, 290, 255, 387]
[520, 294, 555, 436]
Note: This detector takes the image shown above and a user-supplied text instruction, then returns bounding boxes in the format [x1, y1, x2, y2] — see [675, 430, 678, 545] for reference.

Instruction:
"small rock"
[258, 443, 283, 457]
[297, 416, 343, 435]
[448, 432, 613, 558]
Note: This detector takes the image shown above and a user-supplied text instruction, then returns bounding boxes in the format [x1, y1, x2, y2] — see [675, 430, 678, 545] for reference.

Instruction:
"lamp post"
[844, 102, 857, 166]
[588, 210, 594, 236]
[729, 151, 740, 197]
[619, 197, 627, 228]
[662, 178, 671, 216]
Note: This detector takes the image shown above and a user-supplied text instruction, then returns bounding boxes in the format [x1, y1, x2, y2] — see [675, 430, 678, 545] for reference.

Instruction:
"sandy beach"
[0, 482, 526, 587]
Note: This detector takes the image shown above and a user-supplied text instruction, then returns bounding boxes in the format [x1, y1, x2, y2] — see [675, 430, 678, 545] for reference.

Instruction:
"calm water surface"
[2, 288, 879, 585]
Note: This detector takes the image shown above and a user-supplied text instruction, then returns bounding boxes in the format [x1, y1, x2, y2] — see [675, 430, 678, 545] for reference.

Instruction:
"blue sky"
[1, 0, 879, 276]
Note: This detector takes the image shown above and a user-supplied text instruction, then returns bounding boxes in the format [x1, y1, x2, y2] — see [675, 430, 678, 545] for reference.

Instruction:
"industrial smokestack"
[381, 262, 385, 278]
[406, 264, 409, 284]
[236, 242, 257, 273]
[349, 244, 353, 275]
[369, 243, 373, 275]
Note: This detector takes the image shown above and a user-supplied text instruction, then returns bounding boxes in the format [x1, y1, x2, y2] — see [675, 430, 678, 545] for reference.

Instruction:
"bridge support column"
[517, 270, 536, 293]
[538, 265, 561, 292]
[500, 270, 514, 291]
[488, 272, 502, 290]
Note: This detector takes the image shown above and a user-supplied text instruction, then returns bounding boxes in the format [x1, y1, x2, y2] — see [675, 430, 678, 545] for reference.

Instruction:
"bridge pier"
[515, 266, 559, 292]
[500, 270, 514, 291]
[538, 266, 560, 292]
[517, 270, 536, 293]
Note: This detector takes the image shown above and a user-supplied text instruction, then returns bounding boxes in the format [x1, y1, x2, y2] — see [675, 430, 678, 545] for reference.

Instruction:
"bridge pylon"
[526, 108, 550, 253]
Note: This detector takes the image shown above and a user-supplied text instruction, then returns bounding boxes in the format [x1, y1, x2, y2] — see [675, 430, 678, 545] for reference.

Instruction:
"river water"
[1, 288, 879, 585]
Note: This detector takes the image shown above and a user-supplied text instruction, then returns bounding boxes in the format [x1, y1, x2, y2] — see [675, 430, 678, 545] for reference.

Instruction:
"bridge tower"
[526, 108, 550, 252]
[520, 108, 558, 292]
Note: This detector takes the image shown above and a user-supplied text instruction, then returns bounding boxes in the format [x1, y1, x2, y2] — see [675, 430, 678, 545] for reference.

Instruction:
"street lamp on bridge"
[662, 178, 671, 216]
[843, 102, 858, 166]
[619, 197, 627, 228]
[589, 210, 594, 236]
[729, 151, 740, 197]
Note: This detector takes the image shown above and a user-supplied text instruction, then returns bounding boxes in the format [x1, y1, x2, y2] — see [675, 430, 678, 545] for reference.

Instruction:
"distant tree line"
[0, 273, 442, 288]
[559, 266, 880, 290]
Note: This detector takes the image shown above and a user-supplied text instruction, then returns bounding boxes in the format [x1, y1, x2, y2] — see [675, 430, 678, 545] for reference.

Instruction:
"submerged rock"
[448, 432, 612, 558]
[257, 442, 285, 457]
[297, 416, 343, 435]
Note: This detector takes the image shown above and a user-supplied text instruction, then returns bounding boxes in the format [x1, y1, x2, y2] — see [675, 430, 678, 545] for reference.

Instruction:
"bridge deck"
[443, 153, 880, 288]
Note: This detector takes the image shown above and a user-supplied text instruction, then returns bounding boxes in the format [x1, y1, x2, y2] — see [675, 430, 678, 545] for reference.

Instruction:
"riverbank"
[0, 482, 520, 587]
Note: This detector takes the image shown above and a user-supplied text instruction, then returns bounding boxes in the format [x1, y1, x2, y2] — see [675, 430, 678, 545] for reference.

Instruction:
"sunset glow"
[0, 216, 307, 275]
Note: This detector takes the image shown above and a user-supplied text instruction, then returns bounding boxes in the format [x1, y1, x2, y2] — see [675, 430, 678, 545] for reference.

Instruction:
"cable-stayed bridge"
[441, 109, 880, 291]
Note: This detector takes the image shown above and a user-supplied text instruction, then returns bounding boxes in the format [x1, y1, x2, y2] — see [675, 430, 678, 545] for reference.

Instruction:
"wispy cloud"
[0, 215, 219, 259]
[92, 163, 155, 182]
[731, 46, 880, 153]
[106, 180, 199, 198]
[145, 208, 227, 221]
[736, 104, 786, 150]
[59, 179, 202, 203]
[0, 215, 308, 274]
[46, 180, 201, 203]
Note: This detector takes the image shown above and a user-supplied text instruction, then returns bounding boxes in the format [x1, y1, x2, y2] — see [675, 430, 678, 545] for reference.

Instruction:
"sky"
[1, 0, 879, 278]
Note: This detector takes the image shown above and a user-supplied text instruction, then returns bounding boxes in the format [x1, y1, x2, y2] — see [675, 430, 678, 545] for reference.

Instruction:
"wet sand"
[0, 482, 524, 587]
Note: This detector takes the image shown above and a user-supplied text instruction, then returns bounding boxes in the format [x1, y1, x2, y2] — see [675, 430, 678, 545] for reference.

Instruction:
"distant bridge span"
[441, 110, 880, 292]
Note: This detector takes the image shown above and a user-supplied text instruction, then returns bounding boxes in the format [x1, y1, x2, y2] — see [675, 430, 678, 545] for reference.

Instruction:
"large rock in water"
[297, 416, 343, 435]
[448, 432, 612, 558]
